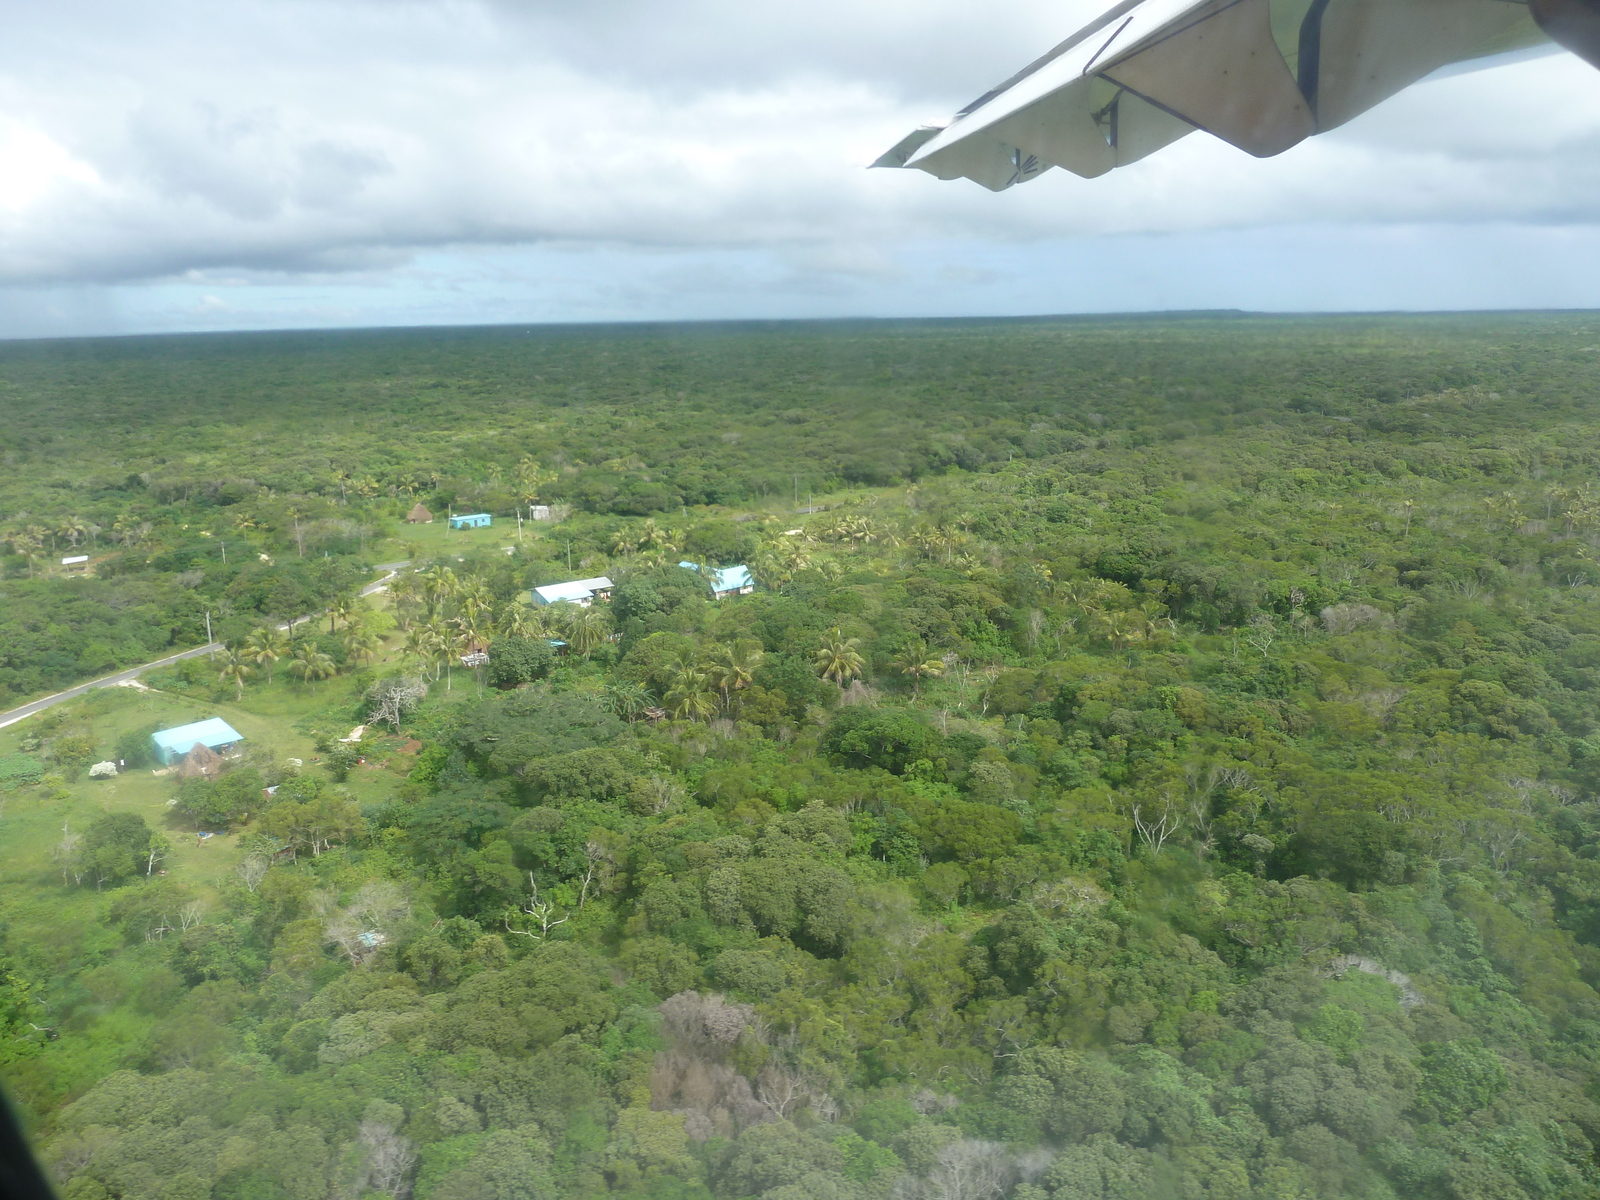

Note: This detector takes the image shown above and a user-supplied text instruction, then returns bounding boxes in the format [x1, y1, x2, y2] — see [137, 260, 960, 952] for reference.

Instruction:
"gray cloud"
[0, 0, 1598, 298]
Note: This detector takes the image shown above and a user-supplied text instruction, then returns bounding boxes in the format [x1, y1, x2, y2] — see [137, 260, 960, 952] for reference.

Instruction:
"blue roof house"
[152, 717, 245, 766]
[681, 563, 755, 599]
[449, 513, 492, 529]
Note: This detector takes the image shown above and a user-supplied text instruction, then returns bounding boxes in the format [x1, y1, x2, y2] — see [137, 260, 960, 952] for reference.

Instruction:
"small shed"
[681, 562, 755, 599]
[532, 577, 614, 607]
[152, 717, 244, 766]
[528, 505, 553, 521]
[449, 513, 492, 529]
[406, 502, 434, 524]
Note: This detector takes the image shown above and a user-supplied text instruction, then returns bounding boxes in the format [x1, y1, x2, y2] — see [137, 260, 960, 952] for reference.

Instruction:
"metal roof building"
[532, 576, 615, 606]
[681, 563, 755, 599]
[151, 717, 245, 766]
[449, 513, 492, 529]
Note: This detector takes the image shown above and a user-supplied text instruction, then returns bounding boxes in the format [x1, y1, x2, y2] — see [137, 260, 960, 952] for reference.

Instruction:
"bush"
[172, 768, 262, 830]
[82, 812, 157, 885]
[324, 744, 360, 782]
[487, 636, 556, 688]
[821, 707, 947, 775]
[114, 722, 165, 770]
[685, 520, 756, 565]
[0, 755, 45, 790]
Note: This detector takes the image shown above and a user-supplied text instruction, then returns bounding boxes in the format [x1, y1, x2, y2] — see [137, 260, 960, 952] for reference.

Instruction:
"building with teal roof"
[151, 717, 244, 766]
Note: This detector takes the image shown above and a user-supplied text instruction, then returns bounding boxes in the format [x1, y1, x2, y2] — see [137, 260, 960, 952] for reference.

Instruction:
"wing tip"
[871, 126, 945, 169]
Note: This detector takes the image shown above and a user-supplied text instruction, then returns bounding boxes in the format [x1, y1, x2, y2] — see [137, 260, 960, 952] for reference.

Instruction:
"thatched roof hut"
[177, 743, 223, 780]
[406, 502, 434, 524]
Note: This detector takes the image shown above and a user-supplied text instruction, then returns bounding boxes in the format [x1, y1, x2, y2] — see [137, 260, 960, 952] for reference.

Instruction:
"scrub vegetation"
[5, 313, 1600, 1199]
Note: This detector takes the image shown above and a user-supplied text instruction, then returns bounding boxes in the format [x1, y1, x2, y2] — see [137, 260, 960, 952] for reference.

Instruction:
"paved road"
[0, 561, 409, 732]
[0, 644, 225, 731]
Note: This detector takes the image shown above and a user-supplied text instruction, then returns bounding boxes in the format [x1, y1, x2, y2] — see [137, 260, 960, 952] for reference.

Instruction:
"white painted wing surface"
[876, 0, 1555, 192]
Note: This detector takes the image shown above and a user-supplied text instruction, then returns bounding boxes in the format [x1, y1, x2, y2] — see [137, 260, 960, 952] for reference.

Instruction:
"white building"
[532, 576, 615, 607]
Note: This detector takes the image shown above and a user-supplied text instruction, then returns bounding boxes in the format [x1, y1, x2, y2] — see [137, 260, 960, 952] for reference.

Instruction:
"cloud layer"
[1, 0, 1599, 328]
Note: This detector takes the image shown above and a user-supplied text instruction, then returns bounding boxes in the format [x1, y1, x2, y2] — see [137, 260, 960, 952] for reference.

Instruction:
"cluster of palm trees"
[1054, 579, 1176, 652]
[748, 540, 844, 590]
[389, 565, 615, 688]
[659, 640, 765, 721]
[608, 519, 687, 567]
[215, 593, 384, 698]
[6, 518, 110, 575]
[814, 513, 894, 551]
[647, 628, 952, 723]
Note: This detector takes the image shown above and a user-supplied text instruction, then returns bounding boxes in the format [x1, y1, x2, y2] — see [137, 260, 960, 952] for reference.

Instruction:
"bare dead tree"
[354, 1116, 417, 1199]
[755, 1063, 804, 1118]
[1243, 613, 1277, 657]
[324, 882, 410, 964]
[366, 677, 428, 731]
[922, 1140, 1014, 1200]
[238, 854, 270, 892]
[179, 900, 206, 931]
[53, 821, 85, 886]
[1130, 792, 1183, 857]
[504, 873, 568, 941]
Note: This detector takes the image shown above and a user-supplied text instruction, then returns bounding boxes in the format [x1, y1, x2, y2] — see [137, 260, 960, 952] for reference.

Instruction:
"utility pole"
[567, 542, 573, 572]
[205, 611, 214, 657]
[220, 540, 226, 565]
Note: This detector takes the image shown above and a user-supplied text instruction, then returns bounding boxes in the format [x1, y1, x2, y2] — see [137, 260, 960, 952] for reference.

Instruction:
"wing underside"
[875, 0, 1556, 191]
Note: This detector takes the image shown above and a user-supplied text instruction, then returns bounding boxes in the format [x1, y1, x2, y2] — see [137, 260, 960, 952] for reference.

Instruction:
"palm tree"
[419, 566, 458, 617]
[285, 506, 306, 556]
[388, 572, 422, 630]
[8, 528, 42, 577]
[704, 640, 764, 712]
[404, 625, 443, 680]
[515, 456, 555, 509]
[217, 648, 255, 700]
[59, 517, 89, 549]
[498, 602, 544, 641]
[423, 619, 456, 682]
[666, 677, 716, 722]
[662, 649, 705, 695]
[341, 625, 380, 666]
[328, 594, 358, 634]
[1138, 606, 1177, 646]
[456, 577, 495, 627]
[1097, 609, 1144, 652]
[565, 606, 612, 657]
[892, 638, 945, 698]
[287, 644, 336, 692]
[453, 610, 490, 655]
[601, 681, 652, 720]
[814, 628, 865, 688]
[610, 530, 638, 557]
[638, 519, 680, 554]
[244, 626, 289, 683]
[749, 547, 787, 590]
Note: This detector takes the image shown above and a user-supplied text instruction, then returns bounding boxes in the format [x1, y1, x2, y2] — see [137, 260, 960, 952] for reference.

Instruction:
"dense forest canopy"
[4, 313, 1600, 1200]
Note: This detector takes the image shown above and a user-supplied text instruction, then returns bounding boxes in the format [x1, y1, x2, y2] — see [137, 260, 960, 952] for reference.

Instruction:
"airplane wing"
[874, 0, 1600, 192]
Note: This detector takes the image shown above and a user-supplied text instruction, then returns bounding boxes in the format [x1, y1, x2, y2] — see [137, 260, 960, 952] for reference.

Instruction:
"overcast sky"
[2, 0, 1600, 338]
